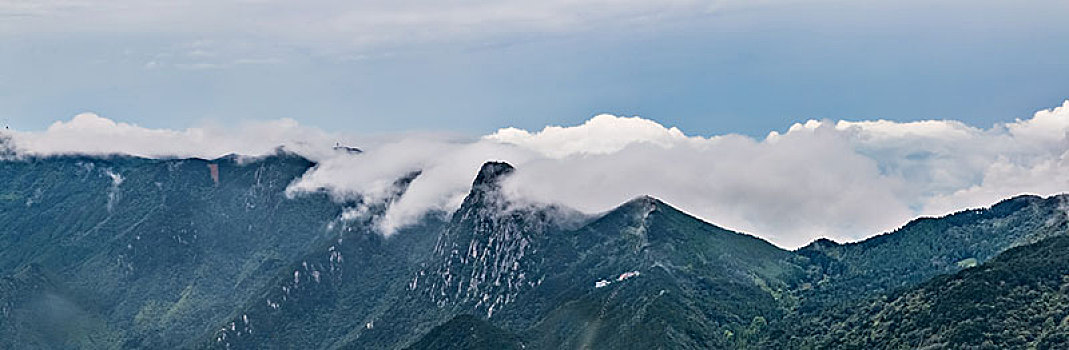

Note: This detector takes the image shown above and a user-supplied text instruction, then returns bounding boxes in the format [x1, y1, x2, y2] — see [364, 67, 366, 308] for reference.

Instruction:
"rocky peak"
[413, 161, 553, 318]
[472, 161, 515, 188]
[461, 161, 515, 209]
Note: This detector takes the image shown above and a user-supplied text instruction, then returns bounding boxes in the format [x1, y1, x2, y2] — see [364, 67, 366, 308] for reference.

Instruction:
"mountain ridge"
[1, 156, 1067, 349]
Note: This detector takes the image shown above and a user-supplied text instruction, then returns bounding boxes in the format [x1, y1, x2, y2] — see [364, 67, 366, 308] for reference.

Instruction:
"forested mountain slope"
[0, 154, 345, 348]
[768, 234, 1069, 349]
[793, 194, 1069, 311]
[1, 154, 1067, 349]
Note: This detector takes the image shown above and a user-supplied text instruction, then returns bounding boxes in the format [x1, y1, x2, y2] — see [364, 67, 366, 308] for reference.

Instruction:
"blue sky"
[2, 0, 1068, 137]
[5, 0, 1069, 246]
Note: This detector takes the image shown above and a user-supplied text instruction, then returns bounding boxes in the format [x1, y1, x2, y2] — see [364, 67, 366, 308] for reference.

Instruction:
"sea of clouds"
[3, 101, 1068, 248]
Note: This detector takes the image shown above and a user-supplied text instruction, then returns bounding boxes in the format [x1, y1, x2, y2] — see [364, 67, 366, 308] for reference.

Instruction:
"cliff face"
[416, 162, 563, 318]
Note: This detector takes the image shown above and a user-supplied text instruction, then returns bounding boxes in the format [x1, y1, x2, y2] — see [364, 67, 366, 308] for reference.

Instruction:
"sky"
[2, 0, 1068, 136]
[3, 0, 1069, 248]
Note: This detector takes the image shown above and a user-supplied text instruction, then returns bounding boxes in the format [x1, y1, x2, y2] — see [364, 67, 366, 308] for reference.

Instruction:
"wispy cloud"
[0, 0, 715, 50]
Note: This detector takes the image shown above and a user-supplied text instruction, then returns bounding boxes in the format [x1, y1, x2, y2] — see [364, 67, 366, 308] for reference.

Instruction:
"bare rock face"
[414, 161, 553, 318]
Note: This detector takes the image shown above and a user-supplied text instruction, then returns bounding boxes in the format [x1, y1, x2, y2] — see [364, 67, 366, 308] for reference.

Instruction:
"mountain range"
[1, 153, 1066, 349]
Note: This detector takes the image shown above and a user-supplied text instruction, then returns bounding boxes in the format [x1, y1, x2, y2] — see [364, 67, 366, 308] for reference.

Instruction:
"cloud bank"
[6, 113, 342, 160]
[4, 101, 1069, 248]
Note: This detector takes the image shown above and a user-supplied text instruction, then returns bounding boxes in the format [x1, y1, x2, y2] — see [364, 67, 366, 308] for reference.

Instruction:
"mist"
[4, 100, 1069, 248]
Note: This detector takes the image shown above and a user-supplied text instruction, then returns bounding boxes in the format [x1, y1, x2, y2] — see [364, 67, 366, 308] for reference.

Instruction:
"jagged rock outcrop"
[415, 161, 567, 318]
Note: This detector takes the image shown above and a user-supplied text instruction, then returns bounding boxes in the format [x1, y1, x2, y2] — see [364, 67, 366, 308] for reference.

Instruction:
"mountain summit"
[471, 161, 514, 188]
[462, 161, 515, 209]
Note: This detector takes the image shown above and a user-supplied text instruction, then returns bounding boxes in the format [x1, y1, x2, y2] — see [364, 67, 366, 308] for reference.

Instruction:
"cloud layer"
[4, 101, 1069, 248]
[6, 113, 342, 160]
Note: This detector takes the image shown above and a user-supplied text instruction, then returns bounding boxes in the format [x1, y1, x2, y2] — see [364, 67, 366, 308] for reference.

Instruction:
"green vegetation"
[0, 153, 343, 348]
[405, 315, 523, 350]
[766, 235, 1069, 349]
[1, 156, 1066, 349]
[791, 194, 1068, 312]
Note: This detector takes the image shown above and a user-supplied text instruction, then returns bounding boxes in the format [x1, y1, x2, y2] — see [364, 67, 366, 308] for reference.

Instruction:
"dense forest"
[767, 234, 1069, 349]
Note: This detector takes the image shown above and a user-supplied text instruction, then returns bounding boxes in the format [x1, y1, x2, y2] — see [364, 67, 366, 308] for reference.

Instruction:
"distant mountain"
[0, 154, 345, 348]
[792, 194, 1069, 311]
[1, 155, 1067, 349]
[768, 234, 1069, 349]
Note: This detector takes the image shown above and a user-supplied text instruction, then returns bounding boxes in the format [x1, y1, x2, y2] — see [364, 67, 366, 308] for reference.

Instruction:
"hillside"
[1, 155, 1067, 349]
[205, 161, 806, 349]
[0, 154, 346, 348]
[768, 234, 1069, 349]
[404, 315, 523, 350]
[792, 194, 1069, 311]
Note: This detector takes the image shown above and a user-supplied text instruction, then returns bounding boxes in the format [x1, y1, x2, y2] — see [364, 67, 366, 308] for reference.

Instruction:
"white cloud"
[287, 136, 540, 233]
[4, 100, 1069, 249]
[484, 114, 706, 158]
[284, 99, 1069, 248]
[493, 117, 912, 248]
[6, 112, 344, 160]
